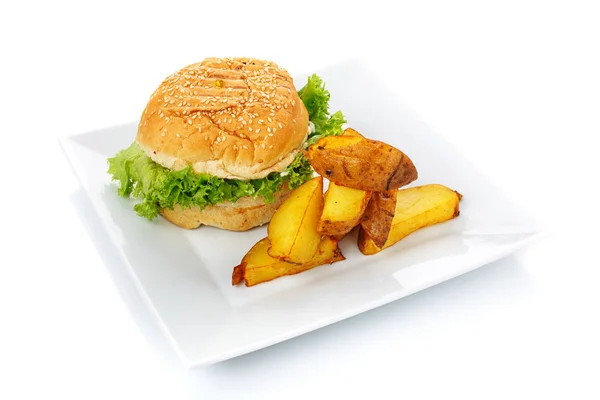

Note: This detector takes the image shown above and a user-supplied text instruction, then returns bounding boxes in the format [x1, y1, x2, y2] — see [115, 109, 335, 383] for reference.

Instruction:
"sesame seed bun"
[136, 57, 309, 180]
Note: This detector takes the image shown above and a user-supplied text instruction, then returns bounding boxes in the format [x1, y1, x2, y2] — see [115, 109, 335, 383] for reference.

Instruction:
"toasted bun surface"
[160, 184, 292, 231]
[136, 57, 309, 180]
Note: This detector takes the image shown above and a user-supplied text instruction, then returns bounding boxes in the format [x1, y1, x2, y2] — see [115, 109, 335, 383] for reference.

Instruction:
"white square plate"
[61, 58, 540, 367]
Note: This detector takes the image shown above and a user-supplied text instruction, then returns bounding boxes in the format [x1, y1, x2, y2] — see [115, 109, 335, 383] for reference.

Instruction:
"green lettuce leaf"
[107, 143, 313, 220]
[297, 74, 346, 146]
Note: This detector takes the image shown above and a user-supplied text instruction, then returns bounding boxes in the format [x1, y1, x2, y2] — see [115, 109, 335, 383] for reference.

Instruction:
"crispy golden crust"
[136, 57, 309, 180]
[160, 184, 292, 231]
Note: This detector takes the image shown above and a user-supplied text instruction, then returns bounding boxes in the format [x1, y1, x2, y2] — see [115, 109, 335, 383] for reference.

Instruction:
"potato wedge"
[343, 127, 365, 138]
[318, 182, 371, 237]
[306, 134, 418, 192]
[358, 184, 462, 255]
[359, 190, 398, 248]
[232, 237, 345, 287]
[267, 176, 324, 263]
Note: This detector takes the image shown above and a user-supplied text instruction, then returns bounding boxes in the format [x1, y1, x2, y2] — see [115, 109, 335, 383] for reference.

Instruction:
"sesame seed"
[268, 133, 274, 137]
[176, 133, 180, 137]
[248, 127, 253, 132]
[243, 145, 248, 149]
[261, 143, 265, 149]
[269, 145, 273, 149]
[256, 128, 260, 133]
[258, 119, 264, 124]
[278, 123, 283, 128]
[268, 117, 272, 122]
[242, 120, 247, 125]
[273, 128, 277, 132]
[267, 127, 271, 133]
[159, 112, 164, 118]
[188, 119, 192, 125]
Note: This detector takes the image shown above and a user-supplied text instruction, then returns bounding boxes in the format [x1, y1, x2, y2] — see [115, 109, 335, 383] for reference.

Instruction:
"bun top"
[136, 57, 309, 180]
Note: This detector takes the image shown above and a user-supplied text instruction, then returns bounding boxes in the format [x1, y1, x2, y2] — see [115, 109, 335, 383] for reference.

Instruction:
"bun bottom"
[160, 184, 291, 231]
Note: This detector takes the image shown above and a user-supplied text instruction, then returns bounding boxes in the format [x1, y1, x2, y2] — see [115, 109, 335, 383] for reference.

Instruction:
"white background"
[1, 1, 599, 399]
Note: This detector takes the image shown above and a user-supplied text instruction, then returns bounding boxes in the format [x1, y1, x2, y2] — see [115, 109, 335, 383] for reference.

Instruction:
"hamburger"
[107, 57, 345, 230]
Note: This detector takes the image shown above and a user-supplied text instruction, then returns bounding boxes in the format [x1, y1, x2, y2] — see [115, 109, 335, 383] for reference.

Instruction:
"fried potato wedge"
[318, 182, 371, 238]
[232, 237, 345, 287]
[358, 184, 462, 255]
[343, 127, 365, 138]
[267, 176, 324, 263]
[359, 190, 398, 248]
[306, 134, 418, 192]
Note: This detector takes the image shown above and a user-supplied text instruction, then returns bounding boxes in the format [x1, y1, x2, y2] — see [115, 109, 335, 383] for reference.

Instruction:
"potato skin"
[357, 226, 377, 255]
[358, 184, 462, 255]
[232, 264, 244, 285]
[343, 127, 365, 138]
[307, 135, 418, 192]
[359, 190, 398, 249]
[320, 219, 355, 238]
